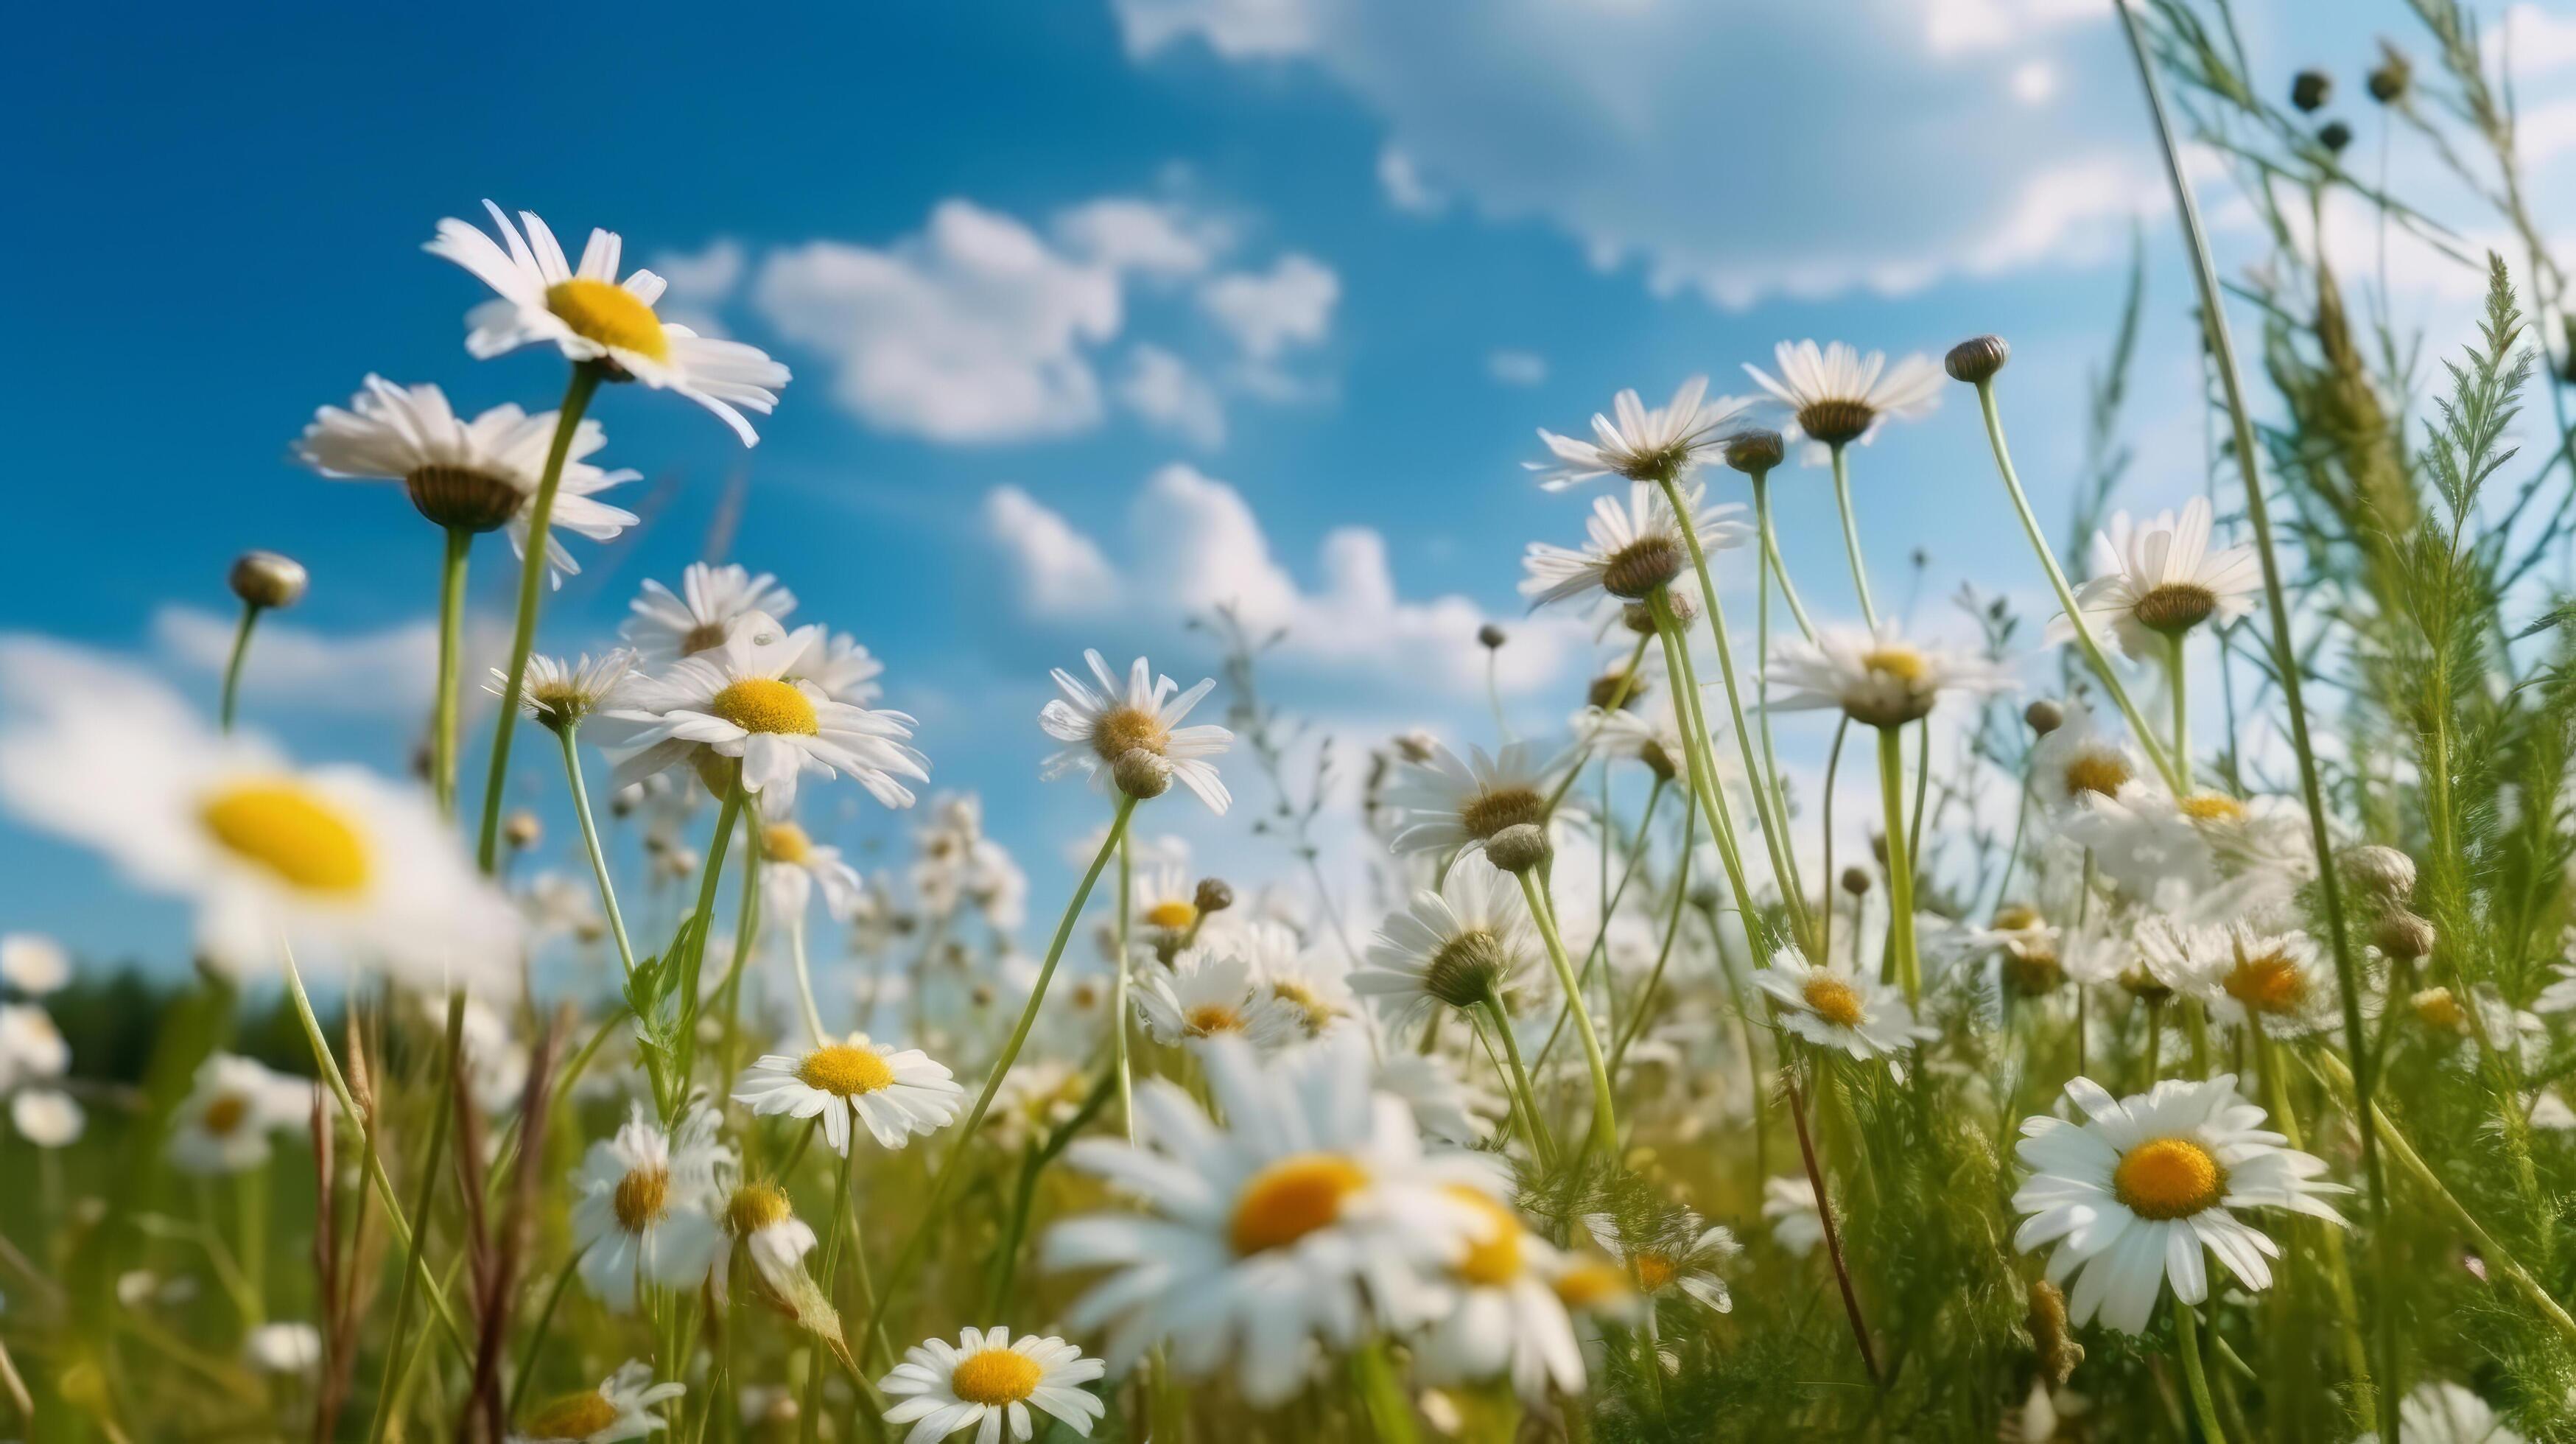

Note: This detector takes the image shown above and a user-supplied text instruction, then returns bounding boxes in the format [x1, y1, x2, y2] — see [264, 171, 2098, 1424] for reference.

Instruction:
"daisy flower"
[1583, 1211, 1741, 1314]
[1766, 623, 2016, 729]
[569, 1103, 733, 1312]
[734, 1033, 963, 1155]
[1350, 859, 1537, 1029]
[512, 1360, 686, 1444]
[0, 1003, 69, 1093]
[170, 1053, 315, 1174]
[598, 618, 928, 816]
[1129, 863, 1203, 944]
[2358, 1380, 2527, 1444]
[0, 933, 69, 995]
[622, 562, 800, 665]
[1038, 651, 1233, 813]
[1527, 376, 1751, 491]
[1973, 904, 2066, 997]
[2026, 707, 2140, 813]
[297, 376, 639, 581]
[0, 646, 522, 992]
[2060, 789, 2219, 905]
[1743, 339, 1943, 451]
[1520, 480, 1751, 609]
[11, 1088, 84, 1148]
[1751, 945, 1934, 1069]
[1413, 1189, 1587, 1403]
[1762, 1175, 1825, 1258]
[1381, 737, 1573, 858]
[720, 1181, 820, 1297]
[1134, 944, 1305, 1050]
[243, 1322, 323, 1375]
[879, 1326, 1106, 1444]
[759, 818, 866, 922]
[427, 201, 789, 444]
[2052, 497, 2261, 662]
[1243, 921, 1358, 1037]
[2179, 925, 2338, 1038]
[2011, 1074, 2346, 1334]
[1044, 1031, 1500, 1406]
[498, 651, 635, 735]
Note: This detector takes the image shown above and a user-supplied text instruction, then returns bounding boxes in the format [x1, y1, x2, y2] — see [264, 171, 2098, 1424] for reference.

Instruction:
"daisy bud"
[1113, 748, 1173, 801]
[1484, 822, 1551, 875]
[1478, 623, 1509, 650]
[1624, 586, 1697, 634]
[2291, 68, 2332, 112]
[1840, 866, 1873, 897]
[228, 550, 309, 611]
[1193, 878, 1235, 915]
[1722, 429, 1786, 474]
[2340, 844, 2417, 901]
[2374, 908, 2435, 962]
[1943, 335, 2011, 385]
[504, 810, 543, 851]
[2024, 699, 2066, 736]
[2368, 48, 2411, 104]
[2319, 120, 2354, 154]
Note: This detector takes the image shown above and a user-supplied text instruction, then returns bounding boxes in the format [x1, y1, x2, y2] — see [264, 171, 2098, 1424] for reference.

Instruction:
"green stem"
[218, 601, 262, 734]
[2252, 1026, 2375, 1431]
[366, 989, 468, 1444]
[2166, 631, 2191, 793]
[1749, 468, 1816, 641]
[2172, 1300, 2228, 1444]
[475, 362, 603, 873]
[1874, 727, 1920, 1005]
[1533, 780, 1661, 1073]
[508, 1245, 590, 1419]
[1115, 831, 1136, 1141]
[1478, 996, 1557, 1166]
[674, 777, 746, 1102]
[432, 526, 471, 814]
[1517, 870, 1617, 1161]
[1646, 595, 1755, 931]
[1828, 444, 1877, 629]
[561, 723, 639, 980]
[787, 914, 829, 1046]
[715, 819, 766, 1089]
[1351, 1337, 1420, 1444]
[801, 1142, 858, 1444]
[1608, 791, 1696, 1077]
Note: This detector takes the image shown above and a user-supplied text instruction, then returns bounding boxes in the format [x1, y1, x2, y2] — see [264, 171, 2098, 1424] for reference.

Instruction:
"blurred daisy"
[1767, 623, 2015, 730]
[2012, 1074, 2345, 1333]
[0, 1003, 69, 1092]
[2053, 497, 2260, 662]
[1520, 480, 1750, 609]
[880, 1326, 1106, 1444]
[10, 1087, 83, 1148]
[569, 1103, 732, 1311]
[1045, 1031, 1498, 1406]
[600, 617, 927, 816]
[1135, 944, 1305, 1050]
[1375, 1049, 1498, 1147]
[623, 563, 800, 665]
[1038, 651, 1233, 814]
[787, 628, 888, 707]
[243, 1322, 322, 1375]
[1129, 863, 1202, 944]
[427, 201, 789, 444]
[1350, 860, 1536, 1029]
[1743, 340, 1942, 451]
[1583, 1212, 1740, 1314]
[760, 819, 866, 922]
[2060, 790, 2219, 905]
[1526, 376, 1750, 491]
[2357, 1380, 2527, 1444]
[512, 1360, 686, 1443]
[1572, 699, 1705, 788]
[2027, 707, 2138, 813]
[734, 1033, 962, 1155]
[1382, 737, 1573, 858]
[500, 651, 635, 735]
[170, 1053, 314, 1174]
[296, 375, 639, 581]
[1245, 922, 1357, 1038]
[0, 933, 68, 995]
[1751, 946, 1934, 1070]
[0, 650, 521, 992]
[1762, 1175, 1825, 1258]
[2160, 923, 2335, 1039]
[1414, 1189, 1586, 1403]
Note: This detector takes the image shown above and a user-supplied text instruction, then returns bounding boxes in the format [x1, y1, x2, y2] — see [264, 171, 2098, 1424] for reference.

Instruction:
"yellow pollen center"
[2063, 753, 2132, 799]
[1861, 647, 1927, 684]
[545, 278, 670, 362]
[1634, 1253, 1680, 1292]
[2112, 1137, 2225, 1219]
[709, 678, 819, 735]
[523, 1390, 622, 1440]
[1144, 900, 1198, 931]
[1992, 904, 2045, 932]
[2412, 987, 2467, 1032]
[1460, 786, 1547, 841]
[1090, 707, 1170, 764]
[613, 1167, 670, 1233]
[200, 781, 371, 894]
[1445, 1187, 1523, 1284]
[1554, 1261, 1633, 1311]
[2179, 793, 2247, 824]
[726, 1182, 793, 1236]
[1184, 1003, 1246, 1036]
[201, 1093, 250, 1137]
[1229, 1153, 1368, 1255]
[2223, 951, 2306, 1014]
[762, 824, 813, 866]
[1802, 975, 1866, 1028]
[1272, 980, 1339, 1033]
[950, 1347, 1043, 1406]
[796, 1045, 896, 1096]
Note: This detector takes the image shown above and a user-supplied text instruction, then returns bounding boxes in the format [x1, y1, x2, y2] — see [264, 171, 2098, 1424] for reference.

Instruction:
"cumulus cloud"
[1377, 145, 1445, 215]
[1118, 344, 1228, 447]
[1199, 254, 1340, 362]
[1113, 0, 1316, 58]
[1486, 348, 1546, 386]
[983, 463, 1587, 696]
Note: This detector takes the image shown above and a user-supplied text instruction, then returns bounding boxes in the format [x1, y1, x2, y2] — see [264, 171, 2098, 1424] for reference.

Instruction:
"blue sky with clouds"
[7, 0, 2575, 970]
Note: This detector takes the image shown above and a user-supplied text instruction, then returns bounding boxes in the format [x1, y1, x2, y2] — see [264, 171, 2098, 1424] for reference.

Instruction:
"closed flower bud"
[2319, 120, 2354, 154]
[2024, 698, 2066, 736]
[2374, 908, 2435, 962]
[1723, 429, 1786, 474]
[1944, 334, 2011, 385]
[2340, 844, 2417, 901]
[1478, 623, 1509, 650]
[1840, 866, 1873, 897]
[1484, 822, 1551, 875]
[229, 550, 309, 610]
[1113, 747, 1173, 801]
[1193, 878, 1235, 915]
[503, 811, 542, 850]
[2292, 69, 2332, 112]
[2368, 47, 2411, 104]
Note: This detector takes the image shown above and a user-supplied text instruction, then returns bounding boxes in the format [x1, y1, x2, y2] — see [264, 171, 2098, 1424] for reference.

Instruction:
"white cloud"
[150, 605, 457, 721]
[1376, 145, 1445, 215]
[1486, 348, 1547, 386]
[2493, 3, 2576, 78]
[1054, 197, 1228, 276]
[2011, 60, 2059, 105]
[651, 239, 747, 336]
[1112, 0, 1316, 59]
[984, 463, 1587, 697]
[1118, 344, 1228, 447]
[1199, 254, 1339, 361]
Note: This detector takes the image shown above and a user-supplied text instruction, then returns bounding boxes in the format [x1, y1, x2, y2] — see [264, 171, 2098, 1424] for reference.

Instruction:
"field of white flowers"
[5, 1, 2576, 1440]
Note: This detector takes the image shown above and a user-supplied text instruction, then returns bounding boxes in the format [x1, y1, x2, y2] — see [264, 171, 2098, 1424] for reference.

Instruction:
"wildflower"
[720, 1181, 819, 1297]
[1129, 862, 1202, 944]
[2012, 1074, 2346, 1333]
[2026, 707, 2138, 813]
[243, 1322, 323, 1375]
[0, 933, 68, 995]
[1414, 1190, 1587, 1403]
[1763, 1175, 1825, 1258]
[1526, 376, 1749, 490]
[599, 617, 927, 815]
[1743, 340, 1943, 451]
[2178, 925, 2338, 1039]
[427, 201, 788, 444]
[1382, 736, 1573, 858]
[2356, 1380, 2526, 1444]
[760, 818, 867, 922]
[171, 1054, 315, 1174]
[2051, 497, 2260, 662]
[512, 1360, 686, 1443]
[622, 563, 801, 665]
[0, 650, 522, 992]
[297, 376, 638, 577]
[2060, 791, 2219, 905]
[734, 1034, 962, 1154]
[1520, 480, 1749, 608]
[497, 651, 635, 735]
[1584, 1212, 1741, 1314]
[1350, 860, 1537, 1029]
[880, 1327, 1106, 1444]
[1766, 623, 2015, 729]
[569, 1103, 732, 1311]
[1751, 945, 1935, 1069]
[1134, 944, 1305, 1050]
[1045, 1031, 1499, 1406]
[11, 1087, 83, 1148]
[1973, 905, 2066, 996]
[1038, 651, 1233, 813]
[0, 1003, 69, 1093]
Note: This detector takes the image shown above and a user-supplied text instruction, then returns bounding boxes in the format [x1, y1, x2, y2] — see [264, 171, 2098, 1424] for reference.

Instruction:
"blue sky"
[7, 0, 2573, 970]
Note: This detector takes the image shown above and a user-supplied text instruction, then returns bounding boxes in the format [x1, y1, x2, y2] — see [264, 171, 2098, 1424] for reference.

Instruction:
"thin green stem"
[366, 989, 468, 1444]
[2166, 631, 2191, 793]
[1517, 870, 1616, 1161]
[432, 526, 471, 814]
[508, 1245, 591, 1419]
[2172, 1300, 2228, 1444]
[1828, 444, 1877, 629]
[1608, 791, 1696, 1078]
[1533, 779, 1661, 1073]
[674, 777, 746, 1101]
[1478, 996, 1556, 1166]
[1115, 831, 1136, 1141]
[560, 723, 638, 980]
[1647, 599, 1756, 929]
[218, 601, 262, 734]
[801, 1142, 858, 1444]
[1749, 468, 1816, 641]
[2251, 1026, 2375, 1431]
[787, 914, 829, 1045]
[1874, 727, 1920, 1005]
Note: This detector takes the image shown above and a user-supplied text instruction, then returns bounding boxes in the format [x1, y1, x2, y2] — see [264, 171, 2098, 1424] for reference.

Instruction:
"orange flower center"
[1229, 1153, 1367, 1255]
[950, 1347, 1043, 1406]
[1801, 975, 1866, 1028]
[709, 678, 818, 735]
[613, 1167, 670, 1232]
[2112, 1137, 2225, 1220]
[796, 1045, 895, 1096]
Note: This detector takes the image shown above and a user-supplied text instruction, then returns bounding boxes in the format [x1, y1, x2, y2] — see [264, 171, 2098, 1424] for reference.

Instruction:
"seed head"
[2291, 69, 2333, 112]
[2340, 844, 2416, 901]
[1588, 669, 1649, 711]
[1484, 822, 1551, 875]
[1943, 334, 2011, 385]
[229, 551, 309, 611]
[1422, 930, 1509, 1009]
[2024, 699, 2065, 737]
[1723, 429, 1786, 474]
[1193, 878, 1235, 915]
[1112, 748, 1173, 801]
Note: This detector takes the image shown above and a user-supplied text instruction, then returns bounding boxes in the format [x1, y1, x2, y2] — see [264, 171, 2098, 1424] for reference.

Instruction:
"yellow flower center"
[1991, 904, 2045, 933]
[726, 1182, 793, 1236]
[763, 823, 813, 866]
[1445, 1186, 1524, 1284]
[1271, 979, 1340, 1034]
[2111, 1137, 2225, 1220]
[1229, 1153, 1368, 1255]
[545, 278, 670, 362]
[2410, 987, 2466, 1033]
[1861, 647, 1927, 684]
[1144, 900, 1198, 931]
[1554, 1261, 1635, 1311]
[2063, 753, 2131, 799]
[1801, 975, 1866, 1028]
[613, 1166, 670, 1233]
[1461, 786, 1547, 841]
[1184, 1003, 1246, 1036]
[796, 1045, 895, 1097]
[200, 781, 371, 894]
[709, 678, 819, 735]
[2179, 793, 2247, 824]
[1089, 706, 1171, 763]
[522, 1389, 622, 1440]
[1634, 1252, 1680, 1292]
[2223, 950, 2307, 1014]
[201, 1093, 250, 1138]
[950, 1347, 1043, 1406]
